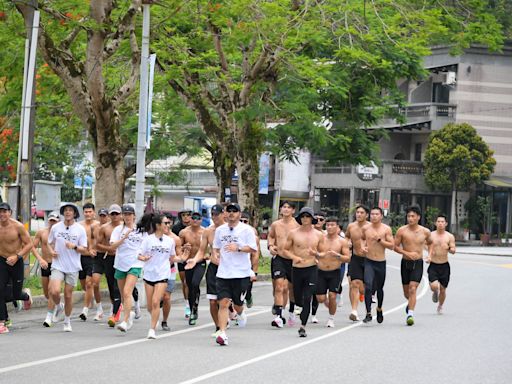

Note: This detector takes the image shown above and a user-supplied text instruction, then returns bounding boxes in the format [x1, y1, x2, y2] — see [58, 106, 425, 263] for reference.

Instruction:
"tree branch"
[103, 0, 141, 60]
[111, 29, 140, 110]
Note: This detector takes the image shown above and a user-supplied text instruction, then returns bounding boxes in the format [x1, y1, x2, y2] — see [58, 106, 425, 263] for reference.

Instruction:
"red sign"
[383, 199, 389, 209]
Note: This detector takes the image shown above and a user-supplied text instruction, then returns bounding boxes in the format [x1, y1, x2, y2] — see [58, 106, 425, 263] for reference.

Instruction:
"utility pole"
[135, 1, 152, 218]
[16, 0, 39, 229]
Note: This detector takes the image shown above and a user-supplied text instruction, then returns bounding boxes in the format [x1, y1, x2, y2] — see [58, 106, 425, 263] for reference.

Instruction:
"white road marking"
[178, 267, 427, 384]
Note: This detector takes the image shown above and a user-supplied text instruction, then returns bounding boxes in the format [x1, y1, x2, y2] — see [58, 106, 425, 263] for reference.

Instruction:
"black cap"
[296, 207, 318, 225]
[98, 208, 108, 216]
[122, 205, 135, 214]
[60, 203, 80, 219]
[211, 204, 224, 215]
[0, 202, 11, 211]
[226, 203, 241, 212]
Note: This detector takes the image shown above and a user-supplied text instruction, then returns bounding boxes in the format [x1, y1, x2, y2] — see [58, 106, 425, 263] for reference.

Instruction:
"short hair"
[406, 205, 422, 216]
[371, 207, 383, 215]
[325, 216, 338, 224]
[279, 200, 296, 209]
[83, 203, 95, 210]
[355, 205, 370, 215]
[436, 214, 448, 222]
[314, 211, 326, 217]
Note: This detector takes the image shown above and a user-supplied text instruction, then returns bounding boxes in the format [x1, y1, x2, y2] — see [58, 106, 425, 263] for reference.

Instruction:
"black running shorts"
[401, 259, 424, 285]
[216, 277, 250, 306]
[206, 263, 219, 297]
[349, 254, 365, 281]
[79, 256, 94, 280]
[41, 262, 52, 278]
[271, 255, 292, 281]
[428, 262, 450, 288]
[316, 269, 341, 295]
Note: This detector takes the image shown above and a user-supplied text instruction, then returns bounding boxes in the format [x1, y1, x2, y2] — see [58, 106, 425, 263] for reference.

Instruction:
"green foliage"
[424, 206, 441, 230]
[424, 123, 496, 192]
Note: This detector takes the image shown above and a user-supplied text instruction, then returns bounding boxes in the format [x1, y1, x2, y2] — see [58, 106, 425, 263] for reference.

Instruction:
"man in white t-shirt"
[212, 203, 257, 346]
[48, 203, 88, 332]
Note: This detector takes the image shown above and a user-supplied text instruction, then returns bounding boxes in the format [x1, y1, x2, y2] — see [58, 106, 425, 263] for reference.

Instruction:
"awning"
[484, 176, 512, 188]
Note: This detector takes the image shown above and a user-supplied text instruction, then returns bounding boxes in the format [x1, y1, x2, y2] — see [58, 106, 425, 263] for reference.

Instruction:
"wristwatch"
[73, 245, 78, 250]
[17, 254, 23, 261]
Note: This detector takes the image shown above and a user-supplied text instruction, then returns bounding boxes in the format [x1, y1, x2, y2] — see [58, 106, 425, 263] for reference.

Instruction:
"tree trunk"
[212, 149, 235, 203]
[237, 149, 260, 227]
[94, 144, 126, 209]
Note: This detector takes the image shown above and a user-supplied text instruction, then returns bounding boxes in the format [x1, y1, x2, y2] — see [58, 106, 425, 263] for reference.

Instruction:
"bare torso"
[34, 228, 52, 263]
[429, 230, 455, 264]
[318, 235, 349, 271]
[0, 219, 30, 258]
[363, 223, 393, 262]
[396, 224, 431, 260]
[346, 221, 370, 257]
[270, 218, 300, 258]
[180, 227, 204, 261]
[287, 227, 324, 268]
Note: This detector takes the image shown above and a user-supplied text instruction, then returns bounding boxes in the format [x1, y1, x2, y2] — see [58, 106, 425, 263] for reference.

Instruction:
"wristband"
[74, 245, 78, 250]
[254, 272, 258, 276]
[17, 254, 23, 261]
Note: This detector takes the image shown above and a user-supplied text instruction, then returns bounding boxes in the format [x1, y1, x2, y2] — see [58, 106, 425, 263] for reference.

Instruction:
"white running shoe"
[311, 315, 319, 324]
[52, 303, 64, 323]
[216, 332, 228, 346]
[288, 313, 297, 327]
[337, 294, 343, 307]
[63, 322, 72, 332]
[127, 311, 135, 330]
[117, 321, 128, 332]
[134, 302, 142, 319]
[147, 329, 156, 339]
[79, 307, 88, 321]
[437, 305, 443, 315]
[211, 329, 222, 338]
[237, 311, 247, 328]
[94, 309, 104, 321]
[43, 313, 53, 328]
[349, 310, 360, 321]
[271, 316, 284, 328]
[326, 318, 335, 328]
[23, 288, 33, 310]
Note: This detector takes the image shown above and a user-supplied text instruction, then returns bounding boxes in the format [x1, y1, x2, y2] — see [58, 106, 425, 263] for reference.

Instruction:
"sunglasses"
[162, 221, 172, 225]
[110, 212, 120, 216]
[316, 217, 325, 221]
[227, 209, 238, 213]
[241, 219, 249, 223]
[191, 215, 202, 220]
[181, 213, 191, 217]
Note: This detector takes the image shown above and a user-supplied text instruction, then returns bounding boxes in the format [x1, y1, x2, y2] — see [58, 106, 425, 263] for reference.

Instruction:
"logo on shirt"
[221, 234, 240, 244]
[57, 231, 78, 242]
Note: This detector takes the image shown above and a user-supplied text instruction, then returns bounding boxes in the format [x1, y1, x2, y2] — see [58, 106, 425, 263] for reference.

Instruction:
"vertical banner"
[259, 153, 270, 194]
[146, 54, 156, 149]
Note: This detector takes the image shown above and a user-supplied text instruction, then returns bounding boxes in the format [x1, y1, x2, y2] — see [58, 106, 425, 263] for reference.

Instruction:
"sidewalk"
[454, 246, 512, 257]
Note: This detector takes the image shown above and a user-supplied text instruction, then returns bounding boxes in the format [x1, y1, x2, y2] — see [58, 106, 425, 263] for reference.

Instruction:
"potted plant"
[476, 196, 494, 246]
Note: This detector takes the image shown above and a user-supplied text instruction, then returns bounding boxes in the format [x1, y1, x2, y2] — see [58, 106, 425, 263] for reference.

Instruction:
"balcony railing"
[390, 161, 424, 175]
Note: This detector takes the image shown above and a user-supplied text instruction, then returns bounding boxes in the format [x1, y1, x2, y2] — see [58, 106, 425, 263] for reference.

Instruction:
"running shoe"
[147, 329, 156, 339]
[114, 304, 123, 322]
[288, 313, 297, 327]
[161, 321, 170, 331]
[432, 290, 439, 303]
[311, 315, 319, 324]
[216, 332, 229, 346]
[298, 327, 307, 337]
[437, 305, 443, 315]
[406, 315, 414, 326]
[23, 288, 32, 310]
[94, 309, 104, 321]
[127, 311, 135, 330]
[117, 321, 128, 332]
[363, 313, 372, 323]
[405, 305, 409, 314]
[359, 294, 364, 303]
[376, 309, 384, 324]
[246, 296, 253, 308]
[185, 306, 191, 319]
[52, 303, 64, 323]
[5, 319, 12, 328]
[237, 311, 248, 328]
[63, 322, 72, 332]
[43, 313, 52, 328]
[0, 323, 9, 334]
[79, 307, 88, 321]
[294, 306, 302, 315]
[211, 329, 222, 338]
[336, 294, 343, 307]
[326, 318, 335, 328]
[134, 302, 142, 319]
[107, 316, 116, 328]
[188, 317, 197, 326]
[371, 294, 376, 304]
[349, 310, 359, 322]
[271, 316, 284, 328]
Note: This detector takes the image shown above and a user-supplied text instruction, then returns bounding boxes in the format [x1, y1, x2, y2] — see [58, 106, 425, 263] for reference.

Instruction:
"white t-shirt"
[49, 221, 87, 273]
[111, 225, 146, 271]
[139, 234, 175, 282]
[213, 222, 257, 279]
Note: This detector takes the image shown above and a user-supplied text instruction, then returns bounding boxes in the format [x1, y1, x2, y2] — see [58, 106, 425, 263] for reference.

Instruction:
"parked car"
[31, 204, 45, 219]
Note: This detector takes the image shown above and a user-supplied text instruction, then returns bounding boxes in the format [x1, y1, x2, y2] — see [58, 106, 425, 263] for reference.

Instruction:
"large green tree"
[424, 123, 496, 233]
[153, 0, 505, 217]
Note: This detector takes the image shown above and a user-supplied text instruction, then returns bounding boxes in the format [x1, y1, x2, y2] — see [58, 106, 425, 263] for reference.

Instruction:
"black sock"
[275, 305, 282, 317]
[289, 302, 295, 313]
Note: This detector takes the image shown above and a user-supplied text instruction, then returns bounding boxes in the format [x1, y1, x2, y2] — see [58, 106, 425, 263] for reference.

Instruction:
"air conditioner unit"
[441, 71, 456, 86]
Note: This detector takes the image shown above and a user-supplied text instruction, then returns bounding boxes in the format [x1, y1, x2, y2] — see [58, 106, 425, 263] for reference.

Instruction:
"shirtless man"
[185, 204, 225, 337]
[173, 208, 192, 318]
[78, 203, 99, 321]
[315, 217, 350, 328]
[178, 211, 205, 325]
[394, 205, 432, 326]
[361, 207, 394, 324]
[33, 211, 60, 327]
[0, 203, 34, 334]
[268, 201, 299, 328]
[427, 215, 455, 314]
[92, 208, 110, 317]
[345, 205, 370, 321]
[241, 211, 259, 308]
[310, 212, 327, 323]
[283, 207, 325, 337]
[94, 204, 123, 326]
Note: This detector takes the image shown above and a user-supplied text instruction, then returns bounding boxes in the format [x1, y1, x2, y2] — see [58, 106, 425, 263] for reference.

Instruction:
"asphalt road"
[1, 249, 511, 384]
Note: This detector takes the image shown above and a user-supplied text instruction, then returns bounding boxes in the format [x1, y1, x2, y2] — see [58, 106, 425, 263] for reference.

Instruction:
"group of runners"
[0, 199, 455, 345]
